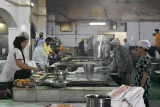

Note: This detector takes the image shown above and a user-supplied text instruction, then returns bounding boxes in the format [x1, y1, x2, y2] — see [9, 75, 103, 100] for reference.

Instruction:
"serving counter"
[13, 56, 117, 102]
[13, 86, 115, 102]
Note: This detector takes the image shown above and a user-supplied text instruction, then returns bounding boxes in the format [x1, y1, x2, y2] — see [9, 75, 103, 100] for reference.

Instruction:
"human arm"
[108, 56, 117, 72]
[16, 60, 38, 72]
[140, 57, 151, 88]
[141, 71, 149, 88]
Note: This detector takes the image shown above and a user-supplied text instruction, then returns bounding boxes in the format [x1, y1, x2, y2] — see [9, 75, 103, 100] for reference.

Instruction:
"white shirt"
[0, 48, 23, 82]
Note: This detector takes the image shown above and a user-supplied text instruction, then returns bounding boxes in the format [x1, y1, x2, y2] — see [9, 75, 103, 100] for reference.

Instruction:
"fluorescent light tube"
[89, 22, 106, 25]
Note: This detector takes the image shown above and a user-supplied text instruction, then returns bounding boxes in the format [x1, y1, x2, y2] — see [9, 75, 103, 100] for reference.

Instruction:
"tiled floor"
[150, 100, 160, 107]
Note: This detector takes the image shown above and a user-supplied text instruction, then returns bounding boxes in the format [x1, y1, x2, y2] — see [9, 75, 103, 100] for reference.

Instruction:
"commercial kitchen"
[0, 0, 160, 107]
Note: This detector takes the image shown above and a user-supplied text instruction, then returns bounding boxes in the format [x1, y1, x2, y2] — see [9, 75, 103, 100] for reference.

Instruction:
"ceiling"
[46, 0, 160, 22]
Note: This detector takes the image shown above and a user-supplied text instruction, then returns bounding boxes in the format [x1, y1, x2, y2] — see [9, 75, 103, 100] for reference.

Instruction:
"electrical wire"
[104, 9, 112, 21]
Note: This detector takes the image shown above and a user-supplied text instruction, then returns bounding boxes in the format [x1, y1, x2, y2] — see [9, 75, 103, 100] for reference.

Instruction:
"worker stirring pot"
[107, 39, 133, 86]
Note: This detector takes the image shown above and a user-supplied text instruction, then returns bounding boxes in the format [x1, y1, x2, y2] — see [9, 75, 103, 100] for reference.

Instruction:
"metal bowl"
[51, 80, 67, 88]
[44, 79, 67, 88]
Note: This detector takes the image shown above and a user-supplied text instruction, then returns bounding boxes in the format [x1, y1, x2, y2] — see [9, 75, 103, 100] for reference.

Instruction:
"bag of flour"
[107, 85, 145, 107]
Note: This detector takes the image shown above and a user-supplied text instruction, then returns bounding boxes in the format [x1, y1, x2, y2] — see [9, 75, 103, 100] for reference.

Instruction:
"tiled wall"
[0, 0, 31, 59]
[47, 20, 126, 47]
[127, 22, 160, 46]
[47, 20, 160, 47]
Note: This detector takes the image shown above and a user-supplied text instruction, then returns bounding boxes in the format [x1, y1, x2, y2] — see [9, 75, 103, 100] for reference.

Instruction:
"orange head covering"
[59, 45, 65, 52]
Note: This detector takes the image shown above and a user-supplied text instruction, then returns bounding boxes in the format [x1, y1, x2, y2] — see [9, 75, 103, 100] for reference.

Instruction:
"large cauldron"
[54, 70, 67, 81]
[86, 94, 111, 107]
[83, 63, 95, 79]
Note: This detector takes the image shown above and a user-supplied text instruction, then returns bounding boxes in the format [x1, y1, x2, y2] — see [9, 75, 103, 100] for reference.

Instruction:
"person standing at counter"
[108, 39, 133, 86]
[36, 32, 44, 46]
[44, 37, 53, 56]
[44, 37, 55, 65]
[135, 40, 151, 107]
[155, 29, 160, 46]
[124, 38, 130, 50]
[58, 45, 66, 59]
[0, 36, 38, 90]
[32, 40, 48, 65]
[78, 38, 86, 56]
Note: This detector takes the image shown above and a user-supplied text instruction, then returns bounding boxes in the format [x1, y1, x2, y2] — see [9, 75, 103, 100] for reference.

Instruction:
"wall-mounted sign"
[21, 25, 26, 31]
[60, 22, 72, 32]
[110, 22, 117, 30]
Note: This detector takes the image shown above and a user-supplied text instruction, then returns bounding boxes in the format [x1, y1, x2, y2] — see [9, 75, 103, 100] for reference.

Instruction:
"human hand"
[32, 67, 39, 72]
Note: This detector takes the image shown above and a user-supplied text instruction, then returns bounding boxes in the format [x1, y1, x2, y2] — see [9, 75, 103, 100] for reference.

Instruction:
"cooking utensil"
[51, 80, 67, 88]
[83, 63, 95, 79]
[85, 94, 111, 107]
[57, 65, 67, 70]
[44, 79, 67, 88]
[54, 70, 67, 80]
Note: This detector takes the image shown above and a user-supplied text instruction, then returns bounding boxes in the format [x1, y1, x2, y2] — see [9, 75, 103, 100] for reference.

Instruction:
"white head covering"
[32, 40, 48, 65]
[137, 40, 151, 50]
[37, 40, 45, 47]
[110, 39, 120, 45]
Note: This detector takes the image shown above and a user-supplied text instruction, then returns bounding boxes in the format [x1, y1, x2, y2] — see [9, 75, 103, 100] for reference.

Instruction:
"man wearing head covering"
[44, 37, 57, 65]
[124, 38, 130, 50]
[154, 29, 160, 46]
[36, 32, 44, 46]
[58, 45, 66, 59]
[32, 40, 48, 65]
[108, 38, 133, 86]
[78, 38, 86, 56]
[44, 37, 53, 55]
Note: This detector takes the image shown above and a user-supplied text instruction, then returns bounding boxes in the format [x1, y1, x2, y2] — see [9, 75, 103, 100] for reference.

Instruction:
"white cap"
[110, 39, 120, 45]
[137, 40, 151, 50]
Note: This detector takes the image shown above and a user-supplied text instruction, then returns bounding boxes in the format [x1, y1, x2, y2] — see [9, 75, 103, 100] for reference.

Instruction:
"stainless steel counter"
[13, 86, 115, 102]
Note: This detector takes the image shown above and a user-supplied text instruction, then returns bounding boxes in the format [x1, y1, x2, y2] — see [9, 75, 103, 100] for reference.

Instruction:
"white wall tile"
[0, 0, 5, 7]
[127, 22, 160, 46]
[18, 7, 30, 15]
[1, 0, 31, 59]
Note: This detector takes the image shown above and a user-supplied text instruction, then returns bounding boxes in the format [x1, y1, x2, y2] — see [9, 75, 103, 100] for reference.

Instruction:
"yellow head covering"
[81, 38, 84, 41]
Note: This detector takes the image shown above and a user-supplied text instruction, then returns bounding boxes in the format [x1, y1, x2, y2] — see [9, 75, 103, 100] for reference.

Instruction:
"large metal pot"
[85, 94, 111, 107]
[83, 63, 95, 79]
[54, 70, 67, 80]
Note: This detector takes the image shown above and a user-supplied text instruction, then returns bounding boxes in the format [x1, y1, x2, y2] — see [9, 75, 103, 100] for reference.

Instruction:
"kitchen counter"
[13, 86, 115, 102]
